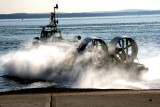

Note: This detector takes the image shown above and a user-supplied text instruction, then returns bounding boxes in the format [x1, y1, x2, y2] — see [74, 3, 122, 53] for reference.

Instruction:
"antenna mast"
[48, 2, 58, 27]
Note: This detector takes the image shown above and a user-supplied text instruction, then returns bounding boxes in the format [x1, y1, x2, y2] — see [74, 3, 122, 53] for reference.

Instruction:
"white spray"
[0, 42, 159, 89]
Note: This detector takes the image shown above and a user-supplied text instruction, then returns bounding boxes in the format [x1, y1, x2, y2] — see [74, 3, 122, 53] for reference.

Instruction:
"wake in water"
[0, 42, 158, 89]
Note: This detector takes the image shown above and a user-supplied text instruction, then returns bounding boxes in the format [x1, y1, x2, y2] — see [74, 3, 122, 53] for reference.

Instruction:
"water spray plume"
[141, 55, 160, 81]
[0, 42, 157, 89]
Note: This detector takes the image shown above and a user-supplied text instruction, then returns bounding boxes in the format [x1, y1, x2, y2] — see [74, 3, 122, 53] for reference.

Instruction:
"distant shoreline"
[1, 10, 160, 19]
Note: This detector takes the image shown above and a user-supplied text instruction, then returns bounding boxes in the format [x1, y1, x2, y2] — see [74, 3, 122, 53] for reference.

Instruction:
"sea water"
[0, 15, 160, 91]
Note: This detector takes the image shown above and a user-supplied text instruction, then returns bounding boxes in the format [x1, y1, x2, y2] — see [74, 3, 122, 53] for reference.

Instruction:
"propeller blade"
[118, 40, 122, 47]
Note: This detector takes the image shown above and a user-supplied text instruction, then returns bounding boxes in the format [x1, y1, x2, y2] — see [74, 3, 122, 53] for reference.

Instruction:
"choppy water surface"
[0, 15, 160, 91]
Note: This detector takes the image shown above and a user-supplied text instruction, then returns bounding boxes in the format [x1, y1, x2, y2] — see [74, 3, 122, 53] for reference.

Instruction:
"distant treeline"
[1, 10, 160, 19]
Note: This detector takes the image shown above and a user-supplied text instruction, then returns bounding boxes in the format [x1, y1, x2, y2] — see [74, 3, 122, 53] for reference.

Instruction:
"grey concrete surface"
[0, 90, 160, 107]
[0, 94, 51, 107]
[52, 91, 160, 107]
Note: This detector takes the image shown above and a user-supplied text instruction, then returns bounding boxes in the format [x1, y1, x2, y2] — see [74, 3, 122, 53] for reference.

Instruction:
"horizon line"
[1, 9, 160, 15]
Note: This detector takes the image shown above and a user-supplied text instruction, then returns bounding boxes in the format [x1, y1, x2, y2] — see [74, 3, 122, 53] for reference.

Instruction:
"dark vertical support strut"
[122, 39, 124, 53]
[126, 39, 128, 60]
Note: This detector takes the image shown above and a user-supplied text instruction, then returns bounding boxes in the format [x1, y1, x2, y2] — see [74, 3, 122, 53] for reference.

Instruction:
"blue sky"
[1, 0, 160, 14]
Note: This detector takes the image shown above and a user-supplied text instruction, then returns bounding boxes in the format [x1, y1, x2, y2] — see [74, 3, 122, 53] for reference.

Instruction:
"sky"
[1, 0, 160, 14]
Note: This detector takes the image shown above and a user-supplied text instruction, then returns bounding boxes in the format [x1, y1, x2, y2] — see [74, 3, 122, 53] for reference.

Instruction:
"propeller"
[116, 39, 132, 53]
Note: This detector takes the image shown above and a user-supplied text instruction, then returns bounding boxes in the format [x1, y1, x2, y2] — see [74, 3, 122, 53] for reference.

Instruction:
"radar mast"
[48, 3, 59, 28]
